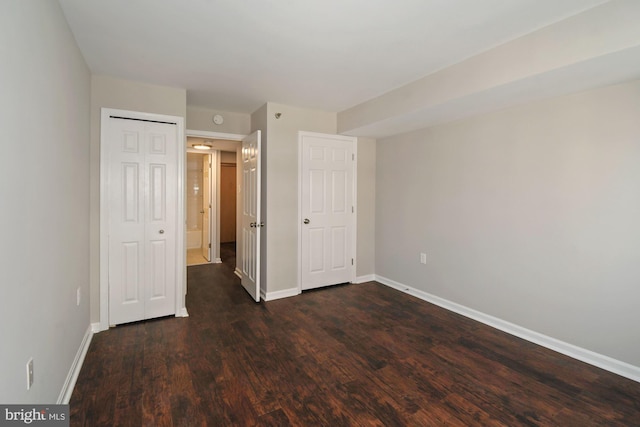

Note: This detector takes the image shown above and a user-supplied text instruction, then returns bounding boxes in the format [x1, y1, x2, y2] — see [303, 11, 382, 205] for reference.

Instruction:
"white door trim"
[201, 152, 215, 262]
[186, 129, 246, 142]
[99, 108, 187, 331]
[297, 131, 357, 293]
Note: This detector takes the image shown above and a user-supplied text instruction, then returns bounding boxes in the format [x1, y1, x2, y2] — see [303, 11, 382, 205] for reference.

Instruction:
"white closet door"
[107, 117, 177, 325]
[143, 123, 177, 320]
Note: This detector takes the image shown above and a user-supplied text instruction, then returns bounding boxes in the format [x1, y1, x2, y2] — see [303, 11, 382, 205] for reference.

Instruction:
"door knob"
[250, 222, 256, 228]
[303, 218, 310, 224]
[159, 229, 165, 234]
[200, 210, 205, 214]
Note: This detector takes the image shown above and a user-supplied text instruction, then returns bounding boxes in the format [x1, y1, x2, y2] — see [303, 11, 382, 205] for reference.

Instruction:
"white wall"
[187, 106, 251, 135]
[376, 80, 640, 368]
[338, 0, 640, 138]
[0, 0, 91, 403]
[89, 75, 187, 323]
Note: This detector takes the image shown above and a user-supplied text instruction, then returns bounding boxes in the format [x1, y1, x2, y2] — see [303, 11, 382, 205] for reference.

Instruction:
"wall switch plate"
[77, 287, 81, 306]
[420, 253, 427, 264]
[27, 358, 34, 390]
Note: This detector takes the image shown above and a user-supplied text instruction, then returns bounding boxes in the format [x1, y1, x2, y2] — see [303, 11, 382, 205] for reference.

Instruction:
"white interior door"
[240, 131, 261, 302]
[300, 132, 355, 291]
[107, 116, 178, 325]
[202, 154, 211, 262]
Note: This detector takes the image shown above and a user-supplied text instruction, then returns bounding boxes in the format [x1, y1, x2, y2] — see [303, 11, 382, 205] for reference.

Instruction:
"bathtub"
[187, 230, 202, 249]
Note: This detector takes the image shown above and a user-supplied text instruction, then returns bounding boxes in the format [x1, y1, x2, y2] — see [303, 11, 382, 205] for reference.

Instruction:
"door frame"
[99, 108, 187, 331]
[200, 152, 214, 262]
[185, 149, 218, 262]
[219, 161, 238, 245]
[186, 130, 246, 267]
[297, 131, 357, 293]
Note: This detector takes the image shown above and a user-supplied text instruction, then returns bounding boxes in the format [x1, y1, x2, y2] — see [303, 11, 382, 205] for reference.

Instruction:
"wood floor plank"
[255, 408, 292, 427]
[70, 243, 640, 426]
[139, 323, 170, 426]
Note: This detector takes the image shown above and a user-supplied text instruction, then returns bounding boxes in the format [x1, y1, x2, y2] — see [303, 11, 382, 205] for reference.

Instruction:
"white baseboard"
[213, 258, 222, 264]
[90, 322, 102, 333]
[262, 287, 300, 301]
[375, 275, 640, 384]
[176, 307, 189, 317]
[58, 324, 93, 404]
[355, 274, 376, 284]
[234, 268, 242, 279]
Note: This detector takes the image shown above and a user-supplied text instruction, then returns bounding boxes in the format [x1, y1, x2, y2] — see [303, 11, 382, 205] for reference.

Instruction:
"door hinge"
[209, 243, 211, 248]
[351, 258, 354, 265]
[352, 206, 354, 213]
[352, 153, 355, 161]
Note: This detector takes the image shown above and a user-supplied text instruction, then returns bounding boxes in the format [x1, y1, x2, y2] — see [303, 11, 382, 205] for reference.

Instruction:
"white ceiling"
[58, 0, 607, 114]
[187, 137, 238, 152]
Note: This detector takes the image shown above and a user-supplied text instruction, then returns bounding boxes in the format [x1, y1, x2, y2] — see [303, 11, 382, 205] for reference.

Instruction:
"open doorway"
[219, 152, 237, 264]
[185, 133, 242, 267]
[186, 151, 212, 266]
[185, 129, 262, 301]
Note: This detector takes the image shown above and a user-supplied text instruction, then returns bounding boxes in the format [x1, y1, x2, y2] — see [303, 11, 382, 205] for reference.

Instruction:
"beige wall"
[187, 105, 251, 135]
[89, 75, 187, 323]
[265, 103, 337, 294]
[249, 103, 338, 294]
[0, 1, 91, 403]
[376, 80, 640, 367]
[249, 104, 377, 294]
[356, 138, 376, 279]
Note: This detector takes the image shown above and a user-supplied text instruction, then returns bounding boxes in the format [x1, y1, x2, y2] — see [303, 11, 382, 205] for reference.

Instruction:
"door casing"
[99, 108, 187, 331]
[202, 152, 213, 262]
[186, 130, 245, 267]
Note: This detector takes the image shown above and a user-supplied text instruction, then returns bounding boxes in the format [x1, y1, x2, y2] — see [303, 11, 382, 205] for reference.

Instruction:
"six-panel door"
[240, 131, 261, 302]
[301, 133, 354, 290]
[107, 117, 177, 325]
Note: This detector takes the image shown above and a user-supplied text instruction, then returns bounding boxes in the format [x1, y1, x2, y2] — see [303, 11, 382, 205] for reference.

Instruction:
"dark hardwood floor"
[70, 244, 640, 426]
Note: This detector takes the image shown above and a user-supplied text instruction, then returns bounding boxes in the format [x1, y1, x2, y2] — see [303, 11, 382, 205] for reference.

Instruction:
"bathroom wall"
[186, 152, 204, 249]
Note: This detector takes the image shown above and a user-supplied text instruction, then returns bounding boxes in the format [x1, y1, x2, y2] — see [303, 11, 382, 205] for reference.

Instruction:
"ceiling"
[187, 137, 238, 152]
[58, 0, 608, 115]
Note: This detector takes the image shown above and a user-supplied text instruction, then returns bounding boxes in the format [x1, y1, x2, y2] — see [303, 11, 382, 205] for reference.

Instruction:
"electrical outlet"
[420, 253, 427, 264]
[26, 358, 34, 390]
[77, 287, 81, 306]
